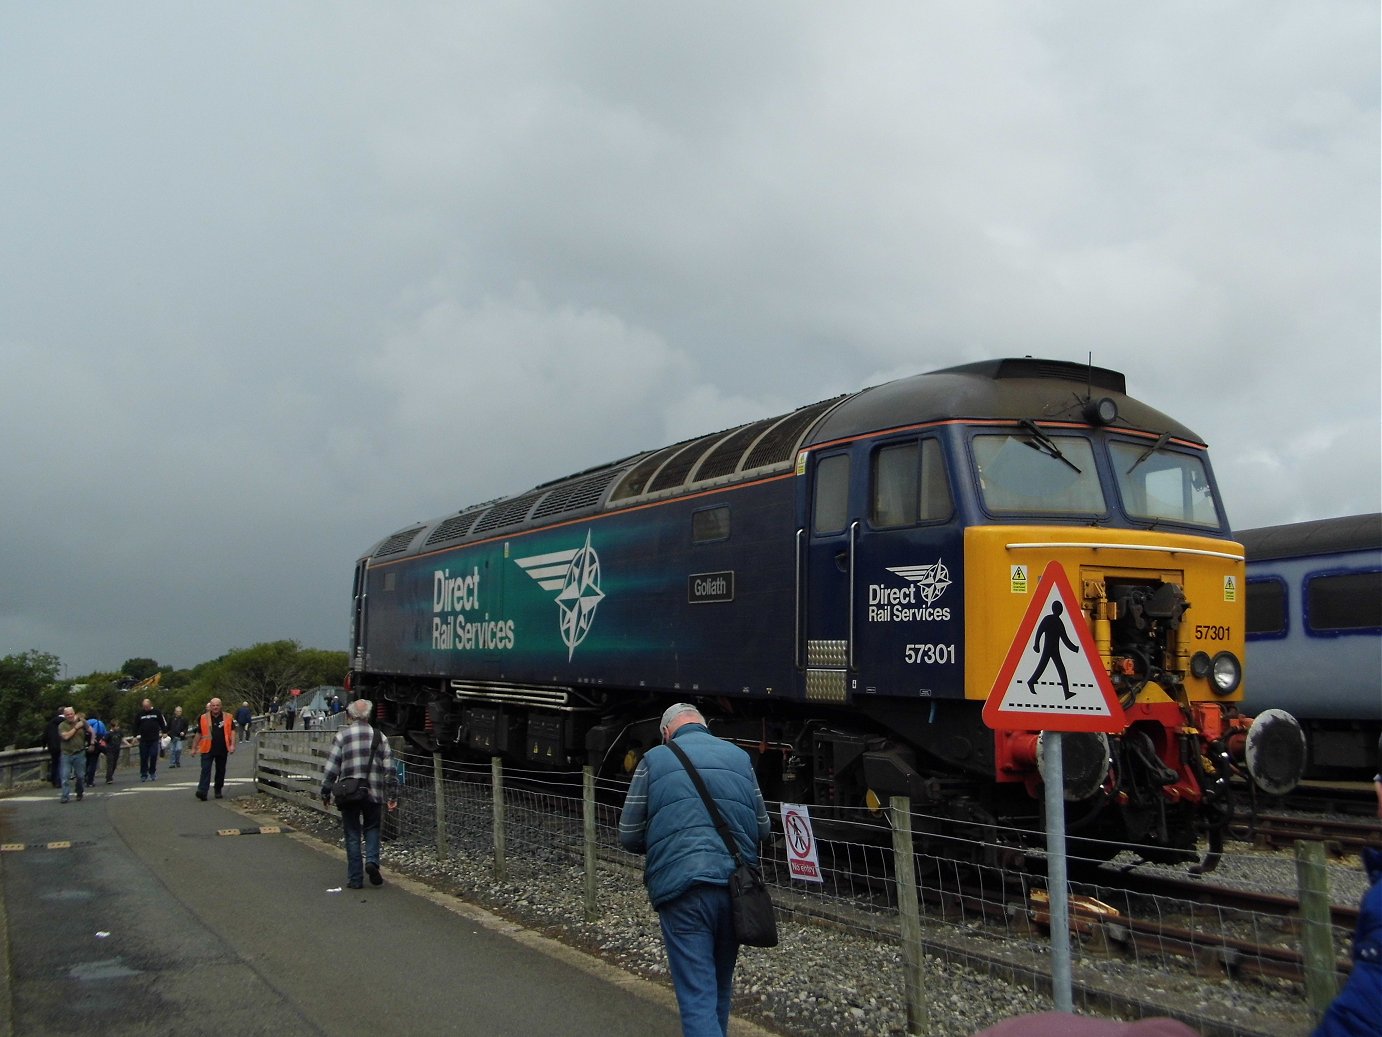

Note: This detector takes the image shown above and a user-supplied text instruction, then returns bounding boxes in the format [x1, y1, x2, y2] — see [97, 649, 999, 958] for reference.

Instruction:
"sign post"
[983, 561, 1127, 1013]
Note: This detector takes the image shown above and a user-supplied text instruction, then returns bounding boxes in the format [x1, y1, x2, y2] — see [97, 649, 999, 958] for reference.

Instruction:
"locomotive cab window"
[692, 506, 730, 544]
[1245, 577, 1287, 638]
[1109, 441, 1221, 529]
[813, 453, 850, 534]
[1305, 570, 1382, 633]
[871, 439, 951, 527]
[972, 432, 1104, 516]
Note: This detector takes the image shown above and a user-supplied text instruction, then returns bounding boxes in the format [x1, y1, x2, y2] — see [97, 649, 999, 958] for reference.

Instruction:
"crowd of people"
[41, 695, 274, 799]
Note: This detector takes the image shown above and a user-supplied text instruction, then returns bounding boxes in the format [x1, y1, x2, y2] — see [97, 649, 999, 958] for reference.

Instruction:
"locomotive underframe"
[362, 667, 1227, 866]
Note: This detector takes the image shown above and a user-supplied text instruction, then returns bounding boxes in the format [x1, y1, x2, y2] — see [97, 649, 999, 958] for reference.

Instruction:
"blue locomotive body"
[351, 359, 1302, 863]
[1240, 513, 1382, 778]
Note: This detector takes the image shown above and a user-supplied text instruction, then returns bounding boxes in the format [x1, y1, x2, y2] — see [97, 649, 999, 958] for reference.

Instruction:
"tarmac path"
[0, 745, 693, 1037]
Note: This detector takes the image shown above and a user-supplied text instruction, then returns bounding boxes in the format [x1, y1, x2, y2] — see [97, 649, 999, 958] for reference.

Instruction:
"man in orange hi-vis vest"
[192, 697, 236, 801]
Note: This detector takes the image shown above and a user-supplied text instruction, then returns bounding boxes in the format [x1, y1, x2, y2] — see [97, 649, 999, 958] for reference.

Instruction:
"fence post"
[890, 795, 928, 1036]
[1295, 839, 1338, 1018]
[491, 756, 507, 881]
[433, 752, 449, 860]
[583, 766, 598, 921]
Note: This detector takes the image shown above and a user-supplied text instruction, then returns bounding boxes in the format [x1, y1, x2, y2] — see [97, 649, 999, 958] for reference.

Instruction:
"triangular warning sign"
[982, 561, 1127, 732]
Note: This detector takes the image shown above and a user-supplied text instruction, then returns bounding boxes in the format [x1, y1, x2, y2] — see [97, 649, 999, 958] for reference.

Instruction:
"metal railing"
[0, 747, 51, 789]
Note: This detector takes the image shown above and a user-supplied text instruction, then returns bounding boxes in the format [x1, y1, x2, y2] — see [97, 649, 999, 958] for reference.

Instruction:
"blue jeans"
[139, 740, 160, 779]
[61, 753, 85, 802]
[340, 802, 382, 886]
[657, 883, 738, 1037]
[170, 737, 184, 766]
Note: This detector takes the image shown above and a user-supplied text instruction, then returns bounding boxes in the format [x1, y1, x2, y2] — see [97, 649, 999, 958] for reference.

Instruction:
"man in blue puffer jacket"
[619, 703, 772, 1037]
[1313, 846, 1382, 1037]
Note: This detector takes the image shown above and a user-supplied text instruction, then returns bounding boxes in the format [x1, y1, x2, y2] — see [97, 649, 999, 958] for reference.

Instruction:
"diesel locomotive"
[348, 358, 1304, 867]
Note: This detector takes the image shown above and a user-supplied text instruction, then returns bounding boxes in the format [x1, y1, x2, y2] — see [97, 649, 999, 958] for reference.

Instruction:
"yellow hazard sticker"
[1011, 564, 1029, 594]
[1224, 575, 1237, 602]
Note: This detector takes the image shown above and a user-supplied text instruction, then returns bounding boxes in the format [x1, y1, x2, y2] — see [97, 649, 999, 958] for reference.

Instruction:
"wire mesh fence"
[255, 731, 1356, 1034]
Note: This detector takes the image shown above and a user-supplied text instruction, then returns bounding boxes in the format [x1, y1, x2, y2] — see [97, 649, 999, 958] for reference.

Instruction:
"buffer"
[983, 561, 1127, 733]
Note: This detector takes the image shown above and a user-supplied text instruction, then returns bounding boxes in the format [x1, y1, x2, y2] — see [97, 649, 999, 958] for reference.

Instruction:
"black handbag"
[667, 740, 778, 948]
[331, 729, 380, 808]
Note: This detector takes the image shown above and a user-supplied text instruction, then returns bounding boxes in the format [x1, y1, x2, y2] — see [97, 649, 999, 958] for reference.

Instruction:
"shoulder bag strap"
[666, 739, 744, 867]
[346, 727, 381, 781]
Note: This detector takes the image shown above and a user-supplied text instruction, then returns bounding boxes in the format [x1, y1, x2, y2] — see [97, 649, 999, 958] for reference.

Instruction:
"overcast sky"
[2, 2, 1377, 677]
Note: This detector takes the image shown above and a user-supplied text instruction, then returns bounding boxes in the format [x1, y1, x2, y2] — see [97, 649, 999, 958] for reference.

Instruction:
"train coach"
[1239, 513, 1382, 781]
[348, 358, 1304, 868]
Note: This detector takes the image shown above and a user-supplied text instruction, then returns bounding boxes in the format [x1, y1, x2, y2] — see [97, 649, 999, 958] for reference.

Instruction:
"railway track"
[1229, 812, 1382, 855]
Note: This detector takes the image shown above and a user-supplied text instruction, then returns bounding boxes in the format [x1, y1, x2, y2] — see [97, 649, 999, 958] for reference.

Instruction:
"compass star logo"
[886, 561, 951, 605]
[514, 530, 606, 659]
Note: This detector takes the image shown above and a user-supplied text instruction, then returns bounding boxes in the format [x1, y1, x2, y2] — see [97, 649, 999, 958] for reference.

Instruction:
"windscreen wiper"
[1019, 419, 1081, 474]
[1126, 431, 1172, 474]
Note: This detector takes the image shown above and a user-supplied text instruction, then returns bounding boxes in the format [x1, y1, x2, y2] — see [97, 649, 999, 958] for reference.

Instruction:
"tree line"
[0, 641, 349, 749]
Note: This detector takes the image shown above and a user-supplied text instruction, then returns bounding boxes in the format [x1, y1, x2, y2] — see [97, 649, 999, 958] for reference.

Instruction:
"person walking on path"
[83, 715, 109, 786]
[284, 701, 297, 730]
[234, 701, 253, 742]
[167, 706, 189, 767]
[134, 698, 168, 781]
[103, 720, 124, 783]
[192, 698, 236, 800]
[320, 700, 398, 889]
[57, 706, 88, 804]
[618, 703, 772, 1037]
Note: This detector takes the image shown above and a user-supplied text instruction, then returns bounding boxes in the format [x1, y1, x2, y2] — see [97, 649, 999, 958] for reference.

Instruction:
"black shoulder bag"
[331, 728, 381, 808]
[666, 740, 778, 948]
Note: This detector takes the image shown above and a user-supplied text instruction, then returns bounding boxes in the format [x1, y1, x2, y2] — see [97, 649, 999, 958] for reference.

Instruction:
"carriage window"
[972, 434, 1104, 516]
[1305, 571, 1382, 632]
[692, 506, 730, 544]
[1109, 441, 1221, 528]
[1245, 578, 1287, 637]
[872, 440, 952, 527]
[813, 453, 850, 533]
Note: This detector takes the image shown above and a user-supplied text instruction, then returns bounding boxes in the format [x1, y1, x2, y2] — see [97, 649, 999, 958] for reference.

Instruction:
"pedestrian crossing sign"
[982, 561, 1127, 732]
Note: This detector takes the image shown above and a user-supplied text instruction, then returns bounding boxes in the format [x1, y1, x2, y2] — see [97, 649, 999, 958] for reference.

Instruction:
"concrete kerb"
[221, 800, 780, 1037]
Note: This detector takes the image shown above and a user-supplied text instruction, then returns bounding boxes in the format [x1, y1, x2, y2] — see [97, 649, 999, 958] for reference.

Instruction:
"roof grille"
[373, 527, 423, 558]
[742, 398, 837, 471]
[424, 511, 482, 547]
[531, 470, 622, 519]
[612, 445, 680, 501]
[695, 417, 776, 481]
[473, 492, 543, 532]
[647, 431, 726, 493]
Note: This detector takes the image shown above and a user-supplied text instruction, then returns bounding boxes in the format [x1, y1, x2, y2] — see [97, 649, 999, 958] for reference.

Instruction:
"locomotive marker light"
[983, 561, 1127, 1015]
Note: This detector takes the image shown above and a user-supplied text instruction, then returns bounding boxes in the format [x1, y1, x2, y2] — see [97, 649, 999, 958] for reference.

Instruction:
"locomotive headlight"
[1083, 396, 1119, 426]
[1210, 651, 1241, 695]
[1190, 651, 1213, 680]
